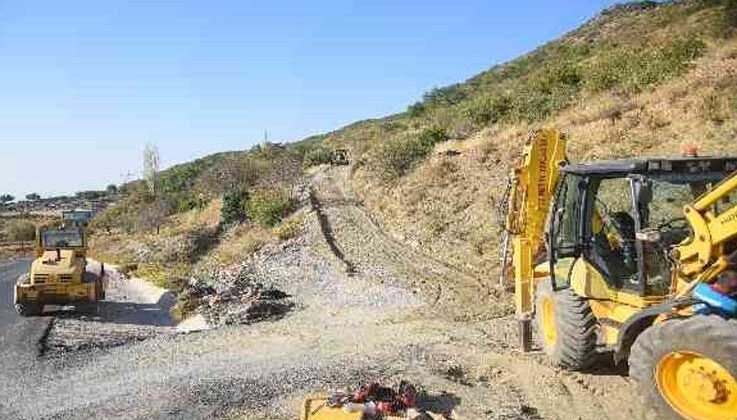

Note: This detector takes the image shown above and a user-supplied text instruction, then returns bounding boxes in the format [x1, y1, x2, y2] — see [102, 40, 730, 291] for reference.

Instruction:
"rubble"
[189, 262, 295, 327]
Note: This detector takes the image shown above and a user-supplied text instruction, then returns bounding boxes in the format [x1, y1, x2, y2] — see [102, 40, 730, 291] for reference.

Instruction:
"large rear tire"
[535, 279, 597, 370]
[629, 315, 737, 420]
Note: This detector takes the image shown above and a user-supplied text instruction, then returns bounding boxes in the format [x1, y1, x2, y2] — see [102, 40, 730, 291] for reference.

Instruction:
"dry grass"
[273, 212, 305, 241]
[205, 223, 274, 267]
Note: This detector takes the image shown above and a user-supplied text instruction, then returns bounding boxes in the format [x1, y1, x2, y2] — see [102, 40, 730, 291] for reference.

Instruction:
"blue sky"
[0, 0, 619, 198]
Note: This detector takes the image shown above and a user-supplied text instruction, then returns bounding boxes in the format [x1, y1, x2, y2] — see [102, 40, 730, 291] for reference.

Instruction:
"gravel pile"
[189, 263, 295, 327]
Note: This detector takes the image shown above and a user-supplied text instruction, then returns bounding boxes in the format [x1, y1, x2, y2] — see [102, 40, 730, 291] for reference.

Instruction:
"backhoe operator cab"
[548, 158, 737, 298]
[539, 157, 737, 361]
[14, 226, 105, 316]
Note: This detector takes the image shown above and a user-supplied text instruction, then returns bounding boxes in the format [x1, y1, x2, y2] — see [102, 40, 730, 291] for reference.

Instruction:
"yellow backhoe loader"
[501, 129, 737, 419]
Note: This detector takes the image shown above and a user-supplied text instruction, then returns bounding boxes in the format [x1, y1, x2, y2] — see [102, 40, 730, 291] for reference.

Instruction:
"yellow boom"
[501, 128, 566, 350]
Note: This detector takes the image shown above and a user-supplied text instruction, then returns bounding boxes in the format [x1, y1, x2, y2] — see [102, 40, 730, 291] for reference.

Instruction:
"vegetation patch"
[247, 188, 298, 227]
[378, 127, 449, 178]
[273, 213, 305, 241]
[221, 191, 249, 226]
[584, 37, 706, 92]
[303, 146, 333, 167]
[3, 219, 36, 242]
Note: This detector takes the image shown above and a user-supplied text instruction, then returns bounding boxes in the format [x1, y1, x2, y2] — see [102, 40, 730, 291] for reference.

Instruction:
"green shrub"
[532, 62, 583, 93]
[422, 84, 468, 107]
[585, 37, 706, 92]
[273, 214, 304, 240]
[4, 220, 36, 241]
[303, 147, 333, 167]
[407, 101, 426, 118]
[727, 0, 737, 28]
[379, 127, 449, 178]
[289, 134, 327, 158]
[247, 189, 296, 227]
[511, 82, 580, 122]
[463, 60, 583, 125]
[221, 191, 248, 226]
[172, 291, 200, 321]
[172, 192, 209, 213]
[464, 94, 512, 126]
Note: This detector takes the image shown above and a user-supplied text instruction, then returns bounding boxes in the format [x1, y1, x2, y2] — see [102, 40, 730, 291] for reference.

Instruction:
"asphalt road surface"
[0, 258, 51, 373]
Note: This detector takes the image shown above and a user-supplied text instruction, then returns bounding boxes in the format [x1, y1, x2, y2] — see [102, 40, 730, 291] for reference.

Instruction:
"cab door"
[548, 173, 586, 290]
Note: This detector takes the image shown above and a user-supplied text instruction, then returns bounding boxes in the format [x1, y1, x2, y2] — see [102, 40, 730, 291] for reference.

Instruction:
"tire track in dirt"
[308, 186, 357, 275]
[310, 166, 509, 321]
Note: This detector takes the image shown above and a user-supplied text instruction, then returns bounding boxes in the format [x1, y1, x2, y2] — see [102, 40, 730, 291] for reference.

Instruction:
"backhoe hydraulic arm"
[674, 171, 737, 293]
[501, 129, 567, 351]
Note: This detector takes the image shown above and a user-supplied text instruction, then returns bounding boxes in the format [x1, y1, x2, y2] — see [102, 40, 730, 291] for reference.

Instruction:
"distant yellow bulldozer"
[502, 129, 737, 419]
[14, 225, 105, 316]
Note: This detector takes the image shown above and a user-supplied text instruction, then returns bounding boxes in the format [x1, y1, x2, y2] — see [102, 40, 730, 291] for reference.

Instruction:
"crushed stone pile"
[189, 262, 295, 327]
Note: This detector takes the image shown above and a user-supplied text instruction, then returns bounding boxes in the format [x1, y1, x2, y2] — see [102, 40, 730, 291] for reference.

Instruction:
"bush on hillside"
[379, 127, 449, 178]
[247, 188, 297, 227]
[727, 0, 737, 28]
[464, 94, 512, 126]
[4, 220, 36, 242]
[156, 228, 219, 264]
[273, 214, 304, 240]
[585, 37, 706, 92]
[289, 134, 328, 159]
[512, 82, 580, 122]
[407, 101, 426, 118]
[195, 155, 263, 197]
[303, 147, 333, 167]
[422, 84, 468, 108]
[92, 206, 129, 234]
[137, 197, 173, 234]
[462, 59, 584, 126]
[221, 191, 249, 226]
[171, 192, 210, 213]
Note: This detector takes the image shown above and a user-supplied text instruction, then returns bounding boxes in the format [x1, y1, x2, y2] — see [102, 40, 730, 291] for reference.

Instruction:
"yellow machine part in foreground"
[301, 397, 361, 420]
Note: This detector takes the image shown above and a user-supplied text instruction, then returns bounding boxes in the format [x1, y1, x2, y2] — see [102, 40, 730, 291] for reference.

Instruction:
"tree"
[76, 190, 104, 200]
[143, 142, 161, 196]
[25, 193, 41, 201]
[0, 194, 15, 204]
[221, 190, 249, 226]
[106, 184, 119, 195]
[137, 197, 171, 234]
[195, 154, 261, 196]
[5, 220, 36, 241]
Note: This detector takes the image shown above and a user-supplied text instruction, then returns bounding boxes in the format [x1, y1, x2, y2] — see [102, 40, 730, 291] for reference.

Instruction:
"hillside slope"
[315, 0, 737, 279]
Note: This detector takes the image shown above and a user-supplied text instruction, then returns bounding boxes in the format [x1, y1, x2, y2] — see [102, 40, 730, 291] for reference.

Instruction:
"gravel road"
[0, 167, 646, 419]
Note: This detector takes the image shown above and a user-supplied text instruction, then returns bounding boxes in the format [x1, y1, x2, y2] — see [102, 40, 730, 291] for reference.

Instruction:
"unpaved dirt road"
[0, 167, 646, 419]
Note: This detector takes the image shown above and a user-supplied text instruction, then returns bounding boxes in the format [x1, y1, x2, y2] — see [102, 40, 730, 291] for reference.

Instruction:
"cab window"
[587, 178, 638, 287]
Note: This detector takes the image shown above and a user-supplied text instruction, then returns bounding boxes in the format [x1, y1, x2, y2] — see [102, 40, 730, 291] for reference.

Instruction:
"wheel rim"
[656, 351, 737, 420]
[541, 296, 557, 346]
